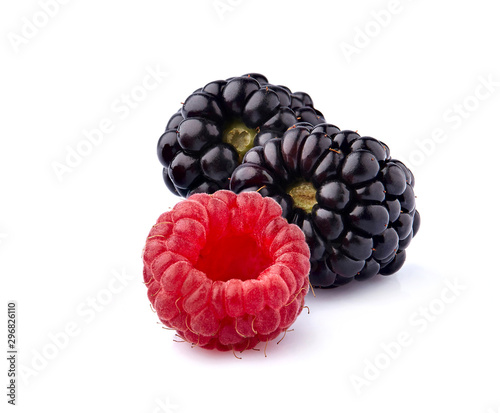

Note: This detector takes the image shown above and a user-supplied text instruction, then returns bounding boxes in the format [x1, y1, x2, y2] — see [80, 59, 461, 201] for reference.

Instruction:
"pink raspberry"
[143, 190, 310, 353]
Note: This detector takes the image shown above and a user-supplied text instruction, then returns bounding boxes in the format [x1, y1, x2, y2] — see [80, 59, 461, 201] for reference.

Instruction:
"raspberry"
[143, 190, 310, 352]
[230, 124, 420, 288]
[157, 73, 325, 197]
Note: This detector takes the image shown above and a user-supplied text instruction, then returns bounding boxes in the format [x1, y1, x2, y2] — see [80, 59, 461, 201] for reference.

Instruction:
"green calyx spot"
[223, 121, 257, 161]
[288, 181, 317, 213]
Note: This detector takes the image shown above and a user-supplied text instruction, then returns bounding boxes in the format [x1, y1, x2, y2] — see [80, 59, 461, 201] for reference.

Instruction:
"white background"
[1, 0, 499, 412]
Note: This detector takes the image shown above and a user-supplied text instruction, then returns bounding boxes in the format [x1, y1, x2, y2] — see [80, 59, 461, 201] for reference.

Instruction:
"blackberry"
[157, 74, 325, 197]
[230, 123, 420, 288]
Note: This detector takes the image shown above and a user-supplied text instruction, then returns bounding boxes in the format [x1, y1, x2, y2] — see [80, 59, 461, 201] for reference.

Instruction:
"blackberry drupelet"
[230, 123, 420, 288]
[157, 74, 325, 197]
